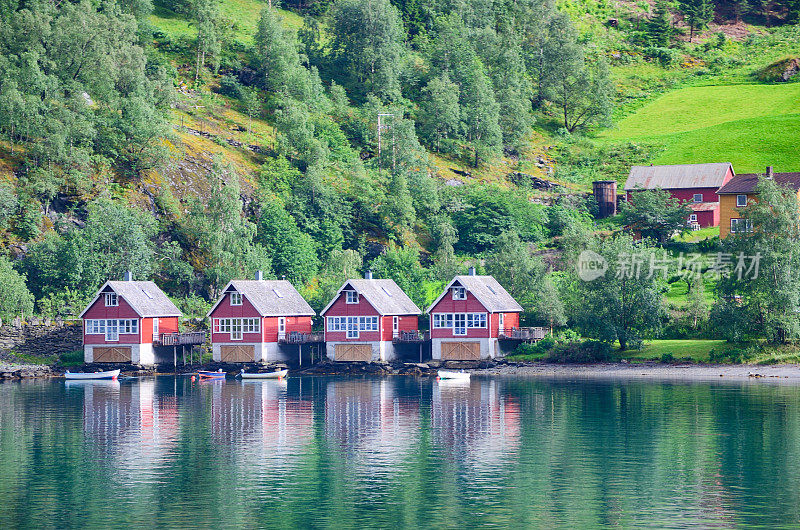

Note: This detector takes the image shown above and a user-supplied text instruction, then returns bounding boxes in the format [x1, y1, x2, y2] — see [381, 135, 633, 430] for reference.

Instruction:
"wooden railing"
[392, 330, 429, 343]
[157, 331, 206, 346]
[279, 331, 325, 344]
[498, 327, 549, 341]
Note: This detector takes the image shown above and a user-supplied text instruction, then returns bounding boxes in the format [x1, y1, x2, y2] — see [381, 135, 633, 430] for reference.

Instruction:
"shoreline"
[473, 362, 800, 382]
[5, 360, 800, 382]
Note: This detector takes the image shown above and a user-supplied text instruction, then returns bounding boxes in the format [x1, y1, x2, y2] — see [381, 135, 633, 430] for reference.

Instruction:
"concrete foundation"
[83, 343, 154, 365]
[325, 340, 396, 362]
[431, 337, 499, 360]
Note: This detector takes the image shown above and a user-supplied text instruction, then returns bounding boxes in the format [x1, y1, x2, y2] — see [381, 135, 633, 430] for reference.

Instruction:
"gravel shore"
[474, 362, 800, 382]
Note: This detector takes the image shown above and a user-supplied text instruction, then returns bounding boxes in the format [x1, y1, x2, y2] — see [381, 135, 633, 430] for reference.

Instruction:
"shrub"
[660, 352, 674, 363]
[544, 340, 611, 363]
[217, 75, 242, 98]
[643, 47, 681, 67]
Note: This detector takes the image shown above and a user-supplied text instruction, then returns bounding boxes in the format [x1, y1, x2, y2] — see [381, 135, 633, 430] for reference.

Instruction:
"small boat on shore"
[437, 370, 470, 380]
[64, 369, 120, 380]
[198, 369, 226, 379]
[238, 369, 288, 379]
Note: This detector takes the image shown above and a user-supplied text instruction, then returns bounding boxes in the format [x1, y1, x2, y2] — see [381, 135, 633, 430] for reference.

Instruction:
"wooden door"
[440, 341, 481, 360]
[220, 344, 255, 362]
[93, 346, 132, 363]
[335, 343, 372, 362]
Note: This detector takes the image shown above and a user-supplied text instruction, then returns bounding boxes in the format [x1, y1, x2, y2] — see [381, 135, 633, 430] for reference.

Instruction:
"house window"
[737, 195, 748, 207]
[230, 292, 242, 306]
[231, 319, 243, 340]
[105, 293, 118, 307]
[327, 316, 377, 336]
[346, 290, 359, 304]
[393, 316, 399, 335]
[689, 214, 697, 223]
[105, 319, 119, 342]
[278, 317, 286, 334]
[453, 314, 466, 335]
[152, 318, 159, 342]
[452, 287, 467, 300]
[498, 313, 505, 333]
[693, 193, 703, 203]
[731, 218, 753, 233]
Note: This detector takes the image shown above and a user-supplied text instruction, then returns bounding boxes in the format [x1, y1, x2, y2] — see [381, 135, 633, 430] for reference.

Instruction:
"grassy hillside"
[599, 83, 800, 171]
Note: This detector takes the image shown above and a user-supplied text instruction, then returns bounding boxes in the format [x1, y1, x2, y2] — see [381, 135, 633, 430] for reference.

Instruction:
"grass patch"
[674, 226, 719, 243]
[7, 352, 55, 365]
[59, 350, 84, 367]
[621, 339, 737, 362]
[599, 83, 800, 172]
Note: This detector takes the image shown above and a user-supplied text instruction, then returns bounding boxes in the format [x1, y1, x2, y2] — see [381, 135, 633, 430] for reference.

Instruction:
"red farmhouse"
[207, 273, 316, 363]
[427, 269, 523, 360]
[321, 272, 421, 362]
[80, 272, 181, 365]
[624, 163, 734, 228]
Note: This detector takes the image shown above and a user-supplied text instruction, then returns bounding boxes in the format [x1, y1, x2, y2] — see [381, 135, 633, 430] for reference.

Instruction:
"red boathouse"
[624, 163, 734, 228]
[321, 272, 421, 362]
[426, 268, 523, 360]
[207, 272, 316, 363]
[80, 272, 181, 365]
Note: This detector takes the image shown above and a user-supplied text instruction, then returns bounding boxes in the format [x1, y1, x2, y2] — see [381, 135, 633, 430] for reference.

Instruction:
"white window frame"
[693, 193, 703, 203]
[498, 313, 505, 333]
[105, 319, 119, 342]
[346, 290, 359, 304]
[152, 318, 159, 342]
[736, 194, 748, 207]
[278, 317, 286, 337]
[230, 292, 242, 306]
[393, 316, 399, 336]
[452, 287, 467, 300]
[731, 218, 753, 234]
[231, 319, 243, 340]
[105, 293, 118, 307]
[689, 214, 698, 223]
[453, 314, 467, 336]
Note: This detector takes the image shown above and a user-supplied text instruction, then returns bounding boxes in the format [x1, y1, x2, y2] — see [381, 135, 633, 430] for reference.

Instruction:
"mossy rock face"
[755, 57, 800, 82]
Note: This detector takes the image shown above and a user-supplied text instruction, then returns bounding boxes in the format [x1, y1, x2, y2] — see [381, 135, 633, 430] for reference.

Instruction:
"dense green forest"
[1, 0, 800, 352]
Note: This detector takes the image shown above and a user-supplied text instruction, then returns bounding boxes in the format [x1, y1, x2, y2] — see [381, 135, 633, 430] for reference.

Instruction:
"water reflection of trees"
[2, 378, 800, 526]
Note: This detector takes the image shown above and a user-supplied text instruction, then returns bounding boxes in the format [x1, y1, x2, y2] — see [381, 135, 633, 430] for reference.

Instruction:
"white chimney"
[468, 266, 476, 276]
[123, 271, 133, 281]
[255, 270, 263, 281]
[365, 270, 373, 280]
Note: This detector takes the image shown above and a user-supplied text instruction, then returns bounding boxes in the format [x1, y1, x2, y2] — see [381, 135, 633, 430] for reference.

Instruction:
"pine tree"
[679, 0, 714, 42]
[647, 1, 675, 47]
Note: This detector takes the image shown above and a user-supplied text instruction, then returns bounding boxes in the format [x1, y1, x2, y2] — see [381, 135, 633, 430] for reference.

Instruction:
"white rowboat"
[238, 369, 288, 379]
[437, 370, 470, 380]
[64, 369, 120, 380]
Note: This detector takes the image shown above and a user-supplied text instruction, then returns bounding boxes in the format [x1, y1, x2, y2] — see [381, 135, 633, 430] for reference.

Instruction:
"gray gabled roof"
[80, 281, 182, 318]
[321, 279, 421, 316]
[625, 163, 733, 191]
[426, 275, 523, 313]
[206, 280, 315, 317]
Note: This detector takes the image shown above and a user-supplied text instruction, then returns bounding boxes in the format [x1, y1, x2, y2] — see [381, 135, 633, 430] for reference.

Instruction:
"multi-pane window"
[152, 318, 159, 342]
[432, 313, 487, 333]
[230, 292, 243, 305]
[327, 316, 378, 338]
[452, 287, 467, 300]
[736, 194, 748, 207]
[104, 293, 118, 306]
[213, 318, 260, 340]
[346, 290, 359, 304]
[693, 193, 703, 203]
[689, 214, 697, 223]
[731, 218, 753, 233]
[86, 319, 139, 341]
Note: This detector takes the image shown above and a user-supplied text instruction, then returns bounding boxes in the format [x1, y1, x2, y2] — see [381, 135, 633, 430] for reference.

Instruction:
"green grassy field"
[150, 0, 303, 44]
[621, 339, 736, 362]
[599, 83, 800, 172]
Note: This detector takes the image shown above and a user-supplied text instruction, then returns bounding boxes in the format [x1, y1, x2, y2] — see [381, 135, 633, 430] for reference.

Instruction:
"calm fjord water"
[1, 376, 799, 528]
